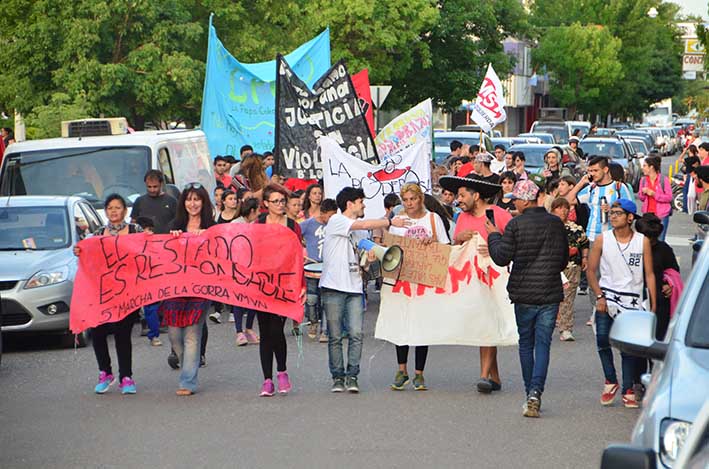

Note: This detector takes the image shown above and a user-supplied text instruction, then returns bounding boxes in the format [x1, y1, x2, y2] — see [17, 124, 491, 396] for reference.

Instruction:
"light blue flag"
[200, 15, 330, 158]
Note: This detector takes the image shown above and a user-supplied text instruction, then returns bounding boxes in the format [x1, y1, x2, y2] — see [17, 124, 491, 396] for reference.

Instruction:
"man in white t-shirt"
[320, 187, 409, 393]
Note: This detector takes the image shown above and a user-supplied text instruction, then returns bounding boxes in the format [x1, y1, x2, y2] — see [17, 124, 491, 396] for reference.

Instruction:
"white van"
[0, 120, 215, 220]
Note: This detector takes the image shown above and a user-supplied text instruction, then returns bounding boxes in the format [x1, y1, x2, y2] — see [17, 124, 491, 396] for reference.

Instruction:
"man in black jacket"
[486, 179, 568, 418]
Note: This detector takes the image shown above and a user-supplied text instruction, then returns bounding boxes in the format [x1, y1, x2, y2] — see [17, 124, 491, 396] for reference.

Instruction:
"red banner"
[352, 69, 375, 138]
[70, 224, 304, 333]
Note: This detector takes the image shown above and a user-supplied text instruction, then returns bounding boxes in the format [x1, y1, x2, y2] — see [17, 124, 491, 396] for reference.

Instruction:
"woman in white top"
[387, 183, 450, 391]
[587, 198, 656, 409]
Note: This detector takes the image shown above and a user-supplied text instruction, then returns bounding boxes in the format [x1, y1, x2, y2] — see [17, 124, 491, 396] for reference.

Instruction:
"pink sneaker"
[235, 332, 248, 346]
[245, 330, 260, 344]
[260, 379, 275, 397]
[277, 371, 292, 394]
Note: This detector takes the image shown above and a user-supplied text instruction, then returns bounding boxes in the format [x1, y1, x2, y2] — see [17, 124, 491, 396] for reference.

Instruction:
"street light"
[647, 7, 658, 19]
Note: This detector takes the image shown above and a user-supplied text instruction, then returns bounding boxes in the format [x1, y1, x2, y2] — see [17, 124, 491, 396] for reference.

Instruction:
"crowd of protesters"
[72, 134, 706, 419]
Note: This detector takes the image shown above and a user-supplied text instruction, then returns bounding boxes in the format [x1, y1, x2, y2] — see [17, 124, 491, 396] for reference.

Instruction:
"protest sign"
[320, 136, 431, 219]
[351, 69, 375, 138]
[374, 99, 432, 162]
[375, 235, 518, 347]
[470, 64, 507, 133]
[381, 232, 450, 289]
[69, 224, 304, 333]
[275, 57, 378, 179]
[201, 14, 330, 155]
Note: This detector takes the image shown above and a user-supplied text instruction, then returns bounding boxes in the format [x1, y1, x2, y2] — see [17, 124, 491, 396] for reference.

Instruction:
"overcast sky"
[672, 0, 708, 20]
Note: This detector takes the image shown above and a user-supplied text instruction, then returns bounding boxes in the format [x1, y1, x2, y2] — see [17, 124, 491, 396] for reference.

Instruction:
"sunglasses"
[183, 182, 203, 191]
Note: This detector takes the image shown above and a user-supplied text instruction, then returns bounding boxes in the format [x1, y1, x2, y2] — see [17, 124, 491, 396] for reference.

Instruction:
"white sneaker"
[227, 313, 235, 323]
[560, 330, 575, 341]
[209, 312, 222, 324]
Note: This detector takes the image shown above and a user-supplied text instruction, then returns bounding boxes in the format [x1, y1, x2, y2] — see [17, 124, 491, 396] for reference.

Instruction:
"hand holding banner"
[470, 64, 507, 133]
[70, 224, 304, 333]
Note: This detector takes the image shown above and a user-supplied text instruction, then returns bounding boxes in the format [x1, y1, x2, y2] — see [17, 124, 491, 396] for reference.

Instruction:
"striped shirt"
[577, 182, 633, 241]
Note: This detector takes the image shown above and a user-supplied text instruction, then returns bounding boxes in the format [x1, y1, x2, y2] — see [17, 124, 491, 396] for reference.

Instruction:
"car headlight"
[660, 419, 692, 467]
[24, 266, 69, 289]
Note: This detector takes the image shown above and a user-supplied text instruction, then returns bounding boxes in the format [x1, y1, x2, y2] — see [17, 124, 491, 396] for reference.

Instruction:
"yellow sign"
[685, 38, 705, 55]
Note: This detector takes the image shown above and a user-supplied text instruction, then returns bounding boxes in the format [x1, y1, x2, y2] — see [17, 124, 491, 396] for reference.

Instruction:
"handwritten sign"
[375, 237, 517, 347]
[381, 232, 451, 289]
[70, 224, 304, 333]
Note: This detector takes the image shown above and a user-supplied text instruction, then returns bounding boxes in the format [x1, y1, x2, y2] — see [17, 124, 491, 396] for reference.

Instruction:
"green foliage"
[24, 93, 92, 139]
[533, 24, 623, 117]
[530, 0, 683, 117]
[389, 0, 529, 111]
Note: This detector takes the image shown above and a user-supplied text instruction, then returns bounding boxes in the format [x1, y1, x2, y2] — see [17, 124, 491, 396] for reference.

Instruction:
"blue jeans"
[168, 314, 205, 392]
[514, 303, 558, 395]
[306, 277, 325, 331]
[143, 302, 161, 340]
[322, 288, 364, 379]
[595, 310, 641, 393]
[232, 306, 256, 333]
[659, 215, 669, 242]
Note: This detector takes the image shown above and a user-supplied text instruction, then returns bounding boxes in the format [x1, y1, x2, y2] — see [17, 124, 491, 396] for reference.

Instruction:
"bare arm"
[351, 216, 408, 231]
[643, 237, 657, 313]
[566, 175, 589, 204]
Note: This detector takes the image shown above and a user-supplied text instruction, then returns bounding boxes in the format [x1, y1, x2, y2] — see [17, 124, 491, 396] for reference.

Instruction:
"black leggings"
[201, 321, 208, 357]
[257, 312, 287, 379]
[396, 345, 429, 371]
[92, 311, 138, 380]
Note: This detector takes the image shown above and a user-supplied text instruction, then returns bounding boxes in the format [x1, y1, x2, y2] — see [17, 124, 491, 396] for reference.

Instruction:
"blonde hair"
[400, 183, 424, 201]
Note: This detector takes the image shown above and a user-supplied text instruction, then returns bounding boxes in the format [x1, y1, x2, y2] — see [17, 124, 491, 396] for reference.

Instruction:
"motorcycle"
[671, 172, 685, 212]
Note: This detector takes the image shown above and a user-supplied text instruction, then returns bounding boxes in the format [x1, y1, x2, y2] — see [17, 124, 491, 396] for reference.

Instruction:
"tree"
[530, 0, 683, 118]
[0, 0, 207, 130]
[24, 93, 91, 139]
[389, 0, 529, 111]
[533, 23, 623, 118]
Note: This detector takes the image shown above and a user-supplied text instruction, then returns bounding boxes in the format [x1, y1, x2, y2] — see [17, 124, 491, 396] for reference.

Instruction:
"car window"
[579, 141, 624, 159]
[158, 147, 174, 184]
[79, 202, 102, 233]
[72, 204, 90, 240]
[0, 206, 71, 250]
[507, 146, 548, 167]
[686, 269, 709, 348]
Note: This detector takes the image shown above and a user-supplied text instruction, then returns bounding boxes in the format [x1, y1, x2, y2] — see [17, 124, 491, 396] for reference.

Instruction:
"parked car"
[518, 132, 554, 144]
[433, 131, 493, 164]
[692, 211, 709, 266]
[0, 196, 102, 347]
[454, 124, 501, 137]
[567, 120, 592, 137]
[579, 136, 642, 191]
[595, 128, 617, 137]
[617, 130, 658, 156]
[530, 120, 572, 144]
[603, 238, 709, 469]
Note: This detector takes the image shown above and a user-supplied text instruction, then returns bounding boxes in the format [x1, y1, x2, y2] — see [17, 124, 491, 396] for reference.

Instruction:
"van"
[0, 123, 215, 220]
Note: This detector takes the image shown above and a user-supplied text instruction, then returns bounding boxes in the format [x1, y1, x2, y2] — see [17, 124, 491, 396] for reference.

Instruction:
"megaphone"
[357, 239, 403, 272]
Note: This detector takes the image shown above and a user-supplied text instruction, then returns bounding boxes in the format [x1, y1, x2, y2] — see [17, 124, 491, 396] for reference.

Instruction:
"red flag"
[352, 69, 375, 138]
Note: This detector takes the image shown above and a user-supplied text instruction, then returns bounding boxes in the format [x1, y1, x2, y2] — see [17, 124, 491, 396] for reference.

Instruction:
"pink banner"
[70, 224, 304, 333]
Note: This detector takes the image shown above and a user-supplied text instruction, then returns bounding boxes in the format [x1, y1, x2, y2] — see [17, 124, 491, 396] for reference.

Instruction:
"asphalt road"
[0, 153, 699, 469]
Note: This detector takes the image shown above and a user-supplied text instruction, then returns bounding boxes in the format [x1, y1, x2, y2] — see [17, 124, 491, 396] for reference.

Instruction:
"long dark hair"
[173, 185, 214, 231]
[424, 194, 451, 235]
[302, 183, 322, 218]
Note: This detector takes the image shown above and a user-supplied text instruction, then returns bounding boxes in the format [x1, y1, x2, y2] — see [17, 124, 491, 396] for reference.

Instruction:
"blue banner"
[200, 15, 330, 158]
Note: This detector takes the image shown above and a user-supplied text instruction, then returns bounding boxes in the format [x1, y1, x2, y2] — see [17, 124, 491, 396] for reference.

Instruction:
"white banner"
[470, 64, 507, 133]
[374, 99, 433, 162]
[320, 136, 432, 219]
[375, 236, 518, 347]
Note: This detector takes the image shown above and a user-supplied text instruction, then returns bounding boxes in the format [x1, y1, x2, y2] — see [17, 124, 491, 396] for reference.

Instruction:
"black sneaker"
[523, 390, 542, 418]
[490, 380, 502, 392]
[477, 378, 493, 394]
[577, 286, 588, 296]
[331, 378, 346, 393]
[345, 377, 359, 393]
[167, 350, 180, 369]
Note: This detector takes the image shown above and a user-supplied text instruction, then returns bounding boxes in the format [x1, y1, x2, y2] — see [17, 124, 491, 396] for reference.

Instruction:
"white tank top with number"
[599, 230, 645, 310]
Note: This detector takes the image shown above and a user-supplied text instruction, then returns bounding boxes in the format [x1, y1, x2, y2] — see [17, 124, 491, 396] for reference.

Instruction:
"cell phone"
[485, 208, 495, 226]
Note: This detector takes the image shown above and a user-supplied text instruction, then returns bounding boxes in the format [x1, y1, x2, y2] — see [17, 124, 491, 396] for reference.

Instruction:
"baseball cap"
[504, 179, 540, 201]
[528, 173, 546, 190]
[615, 198, 637, 215]
[475, 152, 493, 163]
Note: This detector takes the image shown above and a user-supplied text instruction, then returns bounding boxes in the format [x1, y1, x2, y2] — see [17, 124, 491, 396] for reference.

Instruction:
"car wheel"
[61, 329, 91, 348]
[673, 189, 684, 212]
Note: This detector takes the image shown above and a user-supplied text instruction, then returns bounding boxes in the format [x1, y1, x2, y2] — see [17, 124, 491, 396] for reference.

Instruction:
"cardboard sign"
[375, 237, 517, 347]
[381, 232, 451, 289]
[69, 224, 304, 333]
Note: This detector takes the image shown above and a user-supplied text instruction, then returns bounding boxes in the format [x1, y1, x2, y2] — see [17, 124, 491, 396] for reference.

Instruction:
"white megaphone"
[357, 239, 403, 272]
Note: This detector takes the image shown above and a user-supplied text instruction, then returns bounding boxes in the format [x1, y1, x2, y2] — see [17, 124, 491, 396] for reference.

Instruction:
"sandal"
[176, 388, 194, 396]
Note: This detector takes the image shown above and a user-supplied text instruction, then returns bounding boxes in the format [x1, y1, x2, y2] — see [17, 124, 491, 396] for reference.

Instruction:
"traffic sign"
[370, 85, 392, 109]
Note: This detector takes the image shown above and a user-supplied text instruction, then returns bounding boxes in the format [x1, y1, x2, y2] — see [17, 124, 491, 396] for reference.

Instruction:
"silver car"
[603, 239, 709, 468]
[0, 196, 103, 347]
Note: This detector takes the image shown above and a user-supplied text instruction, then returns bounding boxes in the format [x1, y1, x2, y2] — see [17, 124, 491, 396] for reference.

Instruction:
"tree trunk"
[131, 113, 145, 131]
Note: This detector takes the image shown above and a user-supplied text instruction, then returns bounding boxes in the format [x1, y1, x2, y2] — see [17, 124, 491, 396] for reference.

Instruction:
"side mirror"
[636, 152, 645, 159]
[609, 310, 668, 361]
[693, 211, 709, 225]
[601, 445, 657, 469]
